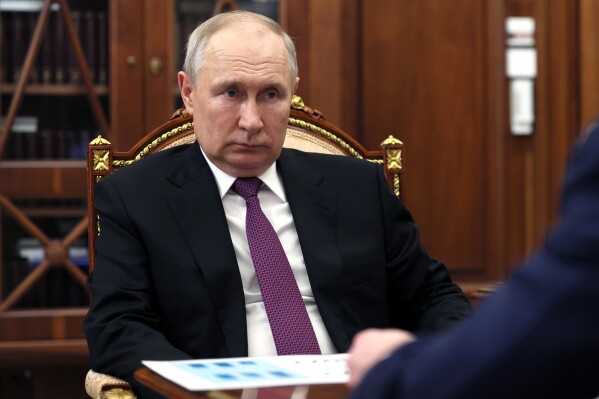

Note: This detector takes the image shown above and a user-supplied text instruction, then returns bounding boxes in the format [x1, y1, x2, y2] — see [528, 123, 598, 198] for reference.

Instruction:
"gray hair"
[183, 10, 298, 85]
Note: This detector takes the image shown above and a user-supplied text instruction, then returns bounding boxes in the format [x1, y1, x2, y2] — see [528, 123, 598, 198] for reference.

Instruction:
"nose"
[238, 100, 264, 133]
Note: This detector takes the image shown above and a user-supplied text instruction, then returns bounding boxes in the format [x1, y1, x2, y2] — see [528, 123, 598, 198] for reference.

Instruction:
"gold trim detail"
[99, 387, 136, 399]
[113, 122, 194, 167]
[93, 149, 110, 171]
[382, 135, 403, 146]
[291, 95, 304, 110]
[91, 135, 111, 145]
[393, 174, 401, 197]
[386, 149, 403, 169]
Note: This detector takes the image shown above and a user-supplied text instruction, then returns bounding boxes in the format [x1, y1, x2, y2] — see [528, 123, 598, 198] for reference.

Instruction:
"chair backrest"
[86, 96, 404, 272]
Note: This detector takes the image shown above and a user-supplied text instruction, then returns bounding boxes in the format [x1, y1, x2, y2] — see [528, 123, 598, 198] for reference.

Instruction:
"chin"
[225, 162, 267, 177]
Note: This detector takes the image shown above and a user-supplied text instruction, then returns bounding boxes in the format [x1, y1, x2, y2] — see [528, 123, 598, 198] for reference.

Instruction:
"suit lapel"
[161, 146, 350, 355]
[278, 150, 350, 351]
[164, 144, 248, 356]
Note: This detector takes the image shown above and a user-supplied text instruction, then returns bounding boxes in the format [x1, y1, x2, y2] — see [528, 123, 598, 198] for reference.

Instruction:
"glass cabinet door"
[0, 0, 104, 309]
[0, 0, 109, 161]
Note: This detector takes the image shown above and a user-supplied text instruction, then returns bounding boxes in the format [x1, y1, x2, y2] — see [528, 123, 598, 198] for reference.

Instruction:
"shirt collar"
[201, 147, 287, 202]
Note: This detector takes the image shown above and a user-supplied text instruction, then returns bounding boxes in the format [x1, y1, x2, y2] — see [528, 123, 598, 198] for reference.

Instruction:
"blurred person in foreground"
[348, 120, 599, 399]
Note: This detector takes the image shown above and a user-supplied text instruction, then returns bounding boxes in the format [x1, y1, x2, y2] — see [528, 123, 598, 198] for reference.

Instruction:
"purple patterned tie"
[233, 177, 321, 355]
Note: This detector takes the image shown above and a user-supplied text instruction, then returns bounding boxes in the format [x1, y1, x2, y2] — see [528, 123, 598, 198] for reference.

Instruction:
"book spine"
[67, 11, 81, 84]
[55, 130, 67, 159]
[74, 129, 91, 159]
[39, 129, 54, 159]
[7, 132, 25, 159]
[40, 12, 53, 84]
[54, 11, 65, 84]
[97, 11, 107, 85]
[27, 12, 40, 83]
[24, 131, 38, 159]
[83, 11, 95, 83]
[11, 12, 24, 83]
[65, 130, 77, 159]
[0, 13, 9, 83]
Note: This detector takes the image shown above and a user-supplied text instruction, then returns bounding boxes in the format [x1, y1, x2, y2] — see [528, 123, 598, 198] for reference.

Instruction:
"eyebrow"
[213, 79, 288, 94]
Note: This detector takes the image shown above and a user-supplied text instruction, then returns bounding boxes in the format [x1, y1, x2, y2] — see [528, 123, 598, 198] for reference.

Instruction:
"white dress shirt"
[202, 149, 337, 356]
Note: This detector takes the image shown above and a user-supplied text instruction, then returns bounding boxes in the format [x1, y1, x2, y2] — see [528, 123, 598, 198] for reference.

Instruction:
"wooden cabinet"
[109, 0, 175, 150]
[0, 0, 283, 310]
[110, 0, 280, 150]
[0, 0, 107, 198]
[0, 5, 98, 397]
[0, 0, 282, 192]
[287, 0, 599, 288]
[0, 1, 280, 397]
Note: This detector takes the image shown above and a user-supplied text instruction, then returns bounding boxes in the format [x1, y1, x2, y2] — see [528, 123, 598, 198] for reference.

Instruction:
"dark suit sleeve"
[83, 176, 191, 398]
[378, 167, 472, 332]
[351, 124, 599, 399]
[352, 250, 599, 399]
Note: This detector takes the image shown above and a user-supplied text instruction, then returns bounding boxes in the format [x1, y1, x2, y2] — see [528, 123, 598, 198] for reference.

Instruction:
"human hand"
[346, 328, 415, 388]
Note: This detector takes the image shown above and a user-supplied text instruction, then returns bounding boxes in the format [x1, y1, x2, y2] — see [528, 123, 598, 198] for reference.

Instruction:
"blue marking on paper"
[175, 359, 306, 383]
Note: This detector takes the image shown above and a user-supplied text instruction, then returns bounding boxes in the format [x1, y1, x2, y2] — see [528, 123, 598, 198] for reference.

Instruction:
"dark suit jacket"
[84, 144, 471, 398]
[351, 121, 599, 399]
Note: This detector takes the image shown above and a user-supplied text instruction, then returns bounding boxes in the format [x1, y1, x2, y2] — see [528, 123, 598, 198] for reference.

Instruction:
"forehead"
[200, 23, 291, 81]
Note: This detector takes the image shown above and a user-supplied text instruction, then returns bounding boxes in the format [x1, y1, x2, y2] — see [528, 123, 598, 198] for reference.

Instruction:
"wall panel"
[362, 0, 495, 280]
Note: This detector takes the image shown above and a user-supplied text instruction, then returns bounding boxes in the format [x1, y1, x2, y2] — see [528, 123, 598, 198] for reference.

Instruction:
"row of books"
[4, 127, 94, 160]
[2, 212, 89, 308]
[0, 10, 108, 85]
[1, 206, 88, 304]
[2, 257, 89, 308]
[8, 197, 87, 209]
[0, 1, 278, 87]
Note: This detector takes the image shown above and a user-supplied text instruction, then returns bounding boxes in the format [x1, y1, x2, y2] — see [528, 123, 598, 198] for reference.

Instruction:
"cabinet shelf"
[0, 84, 109, 96]
[0, 307, 88, 367]
[0, 160, 86, 198]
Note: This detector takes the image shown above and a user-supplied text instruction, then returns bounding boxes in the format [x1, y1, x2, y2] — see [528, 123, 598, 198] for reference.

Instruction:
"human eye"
[263, 89, 279, 100]
[223, 88, 238, 98]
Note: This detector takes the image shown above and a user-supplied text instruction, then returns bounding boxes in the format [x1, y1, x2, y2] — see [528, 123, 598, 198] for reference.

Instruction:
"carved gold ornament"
[93, 150, 110, 171]
[386, 149, 402, 169]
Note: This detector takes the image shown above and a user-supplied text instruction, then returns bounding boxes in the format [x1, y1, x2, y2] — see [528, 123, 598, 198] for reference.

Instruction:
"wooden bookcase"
[0, 1, 281, 397]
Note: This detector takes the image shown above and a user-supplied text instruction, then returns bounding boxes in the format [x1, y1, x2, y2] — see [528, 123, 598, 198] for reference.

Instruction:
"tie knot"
[233, 177, 262, 200]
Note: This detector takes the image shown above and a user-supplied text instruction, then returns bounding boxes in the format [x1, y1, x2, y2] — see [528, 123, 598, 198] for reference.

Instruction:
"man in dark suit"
[83, 10, 471, 398]
[347, 121, 599, 399]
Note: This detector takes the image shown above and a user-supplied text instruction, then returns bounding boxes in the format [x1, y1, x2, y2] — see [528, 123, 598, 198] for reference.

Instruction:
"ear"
[293, 76, 300, 94]
[178, 71, 194, 114]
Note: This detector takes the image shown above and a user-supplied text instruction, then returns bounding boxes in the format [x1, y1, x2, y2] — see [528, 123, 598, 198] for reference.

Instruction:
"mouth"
[231, 142, 266, 150]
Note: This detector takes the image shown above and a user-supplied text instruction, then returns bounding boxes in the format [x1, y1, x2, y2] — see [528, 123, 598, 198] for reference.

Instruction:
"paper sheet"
[143, 354, 349, 391]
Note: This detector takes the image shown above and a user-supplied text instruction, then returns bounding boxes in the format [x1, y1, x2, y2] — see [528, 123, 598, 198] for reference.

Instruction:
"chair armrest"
[85, 369, 136, 399]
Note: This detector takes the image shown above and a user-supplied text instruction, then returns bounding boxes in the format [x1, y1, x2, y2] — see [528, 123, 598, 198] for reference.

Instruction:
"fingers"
[346, 329, 416, 389]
